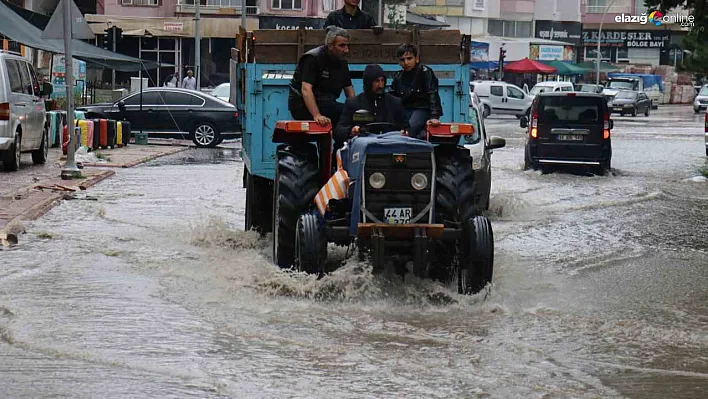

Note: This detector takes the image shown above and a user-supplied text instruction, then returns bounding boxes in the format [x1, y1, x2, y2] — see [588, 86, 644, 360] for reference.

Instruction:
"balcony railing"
[584, 5, 632, 14]
[176, 0, 259, 14]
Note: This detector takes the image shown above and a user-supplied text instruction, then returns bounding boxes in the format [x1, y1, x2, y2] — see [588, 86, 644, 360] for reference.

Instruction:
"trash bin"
[135, 132, 149, 145]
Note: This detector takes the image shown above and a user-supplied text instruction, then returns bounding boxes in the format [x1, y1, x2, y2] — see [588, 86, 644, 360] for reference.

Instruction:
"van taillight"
[704, 112, 708, 132]
[0, 103, 9, 121]
[530, 106, 538, 138]
[603, 112, 610, 139]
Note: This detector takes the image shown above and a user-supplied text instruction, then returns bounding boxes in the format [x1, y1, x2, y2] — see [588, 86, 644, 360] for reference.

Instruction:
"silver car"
[694, 84, 708, 113]
[0, 51, 48, 171]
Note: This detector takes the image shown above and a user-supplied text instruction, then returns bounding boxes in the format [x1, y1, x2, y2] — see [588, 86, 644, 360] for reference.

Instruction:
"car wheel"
[2, 133, 21, 171]
[32, 125, 49, 164]
[482, 105, 491, 118]
[192, 122, 220, 148]
[620, 112, 624, 116]
[645, 106, 650, 117]
[694, 106, 700, 114]
[631, 107, 637, 117]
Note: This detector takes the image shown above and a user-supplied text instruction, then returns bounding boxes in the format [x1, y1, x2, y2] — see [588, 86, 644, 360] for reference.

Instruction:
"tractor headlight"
[369, 172, 386, 189]
[411, 173, 428, 190]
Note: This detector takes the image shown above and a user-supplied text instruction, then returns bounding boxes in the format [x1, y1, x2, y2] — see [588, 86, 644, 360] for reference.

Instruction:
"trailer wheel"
[458, 216, 494, 295]
[295, 213, 326, 274]
[245, 169, 273, 234]
[272, 145, 320, 268]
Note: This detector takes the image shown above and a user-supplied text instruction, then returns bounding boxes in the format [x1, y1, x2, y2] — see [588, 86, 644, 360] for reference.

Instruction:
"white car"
[464, 94, 506, 210]
[471, 80, 532, 118]
[210, 83, 230, 103]
[528, 81, 574, 102]
[694, 84, 708, 113]
[0, 51, 48, 171]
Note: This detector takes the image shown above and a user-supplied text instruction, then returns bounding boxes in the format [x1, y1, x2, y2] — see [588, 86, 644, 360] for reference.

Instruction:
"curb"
[80, 147, 189, 168]
[0, 170, 115, 246]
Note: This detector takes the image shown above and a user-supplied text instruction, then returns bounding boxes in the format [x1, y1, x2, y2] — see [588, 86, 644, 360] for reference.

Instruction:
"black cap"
[363, 64, 386, 88]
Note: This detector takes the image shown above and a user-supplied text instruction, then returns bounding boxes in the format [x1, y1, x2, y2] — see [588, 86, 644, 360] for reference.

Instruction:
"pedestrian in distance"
[164, 72, 179, 88]
[182, 70, 197, 90]
[324, 0, 378, 30]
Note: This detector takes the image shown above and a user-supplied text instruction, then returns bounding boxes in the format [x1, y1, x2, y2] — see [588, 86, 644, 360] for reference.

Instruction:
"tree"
[645, 0, 708, 73]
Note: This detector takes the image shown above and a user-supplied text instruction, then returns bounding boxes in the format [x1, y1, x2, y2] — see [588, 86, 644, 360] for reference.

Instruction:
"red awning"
[504, 58, 557, 74]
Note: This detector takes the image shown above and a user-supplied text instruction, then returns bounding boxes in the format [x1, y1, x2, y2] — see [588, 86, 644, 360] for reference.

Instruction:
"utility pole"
[597, 0, 618, 86]
[242, 0, 247, 30]
[60, 0, 80, 179]
[111, 26, 116, 90]
[194, 0, 201, 90]
[378, 0, 383, 26]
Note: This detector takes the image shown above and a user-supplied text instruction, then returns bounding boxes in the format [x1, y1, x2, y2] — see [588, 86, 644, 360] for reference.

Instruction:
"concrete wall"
[534, 0, 581, 22]
[103, 0, 179, 18]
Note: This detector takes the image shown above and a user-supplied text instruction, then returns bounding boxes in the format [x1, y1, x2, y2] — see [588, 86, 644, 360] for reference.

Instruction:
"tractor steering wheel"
[358, 122, 402, 136]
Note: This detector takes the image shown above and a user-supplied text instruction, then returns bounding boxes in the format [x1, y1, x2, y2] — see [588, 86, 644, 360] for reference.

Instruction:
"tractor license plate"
[557, 134, 583, 141]
[384, 207, 412, 224]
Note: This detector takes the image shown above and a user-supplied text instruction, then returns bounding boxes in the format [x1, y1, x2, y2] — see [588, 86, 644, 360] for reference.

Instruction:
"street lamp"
[596, 0, 619, 86]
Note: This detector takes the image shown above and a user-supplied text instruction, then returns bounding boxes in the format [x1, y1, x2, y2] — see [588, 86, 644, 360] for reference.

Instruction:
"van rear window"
[538, 96, 603, 124]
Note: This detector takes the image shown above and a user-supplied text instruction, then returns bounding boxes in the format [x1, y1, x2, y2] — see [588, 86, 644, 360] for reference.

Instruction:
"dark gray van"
[520, 92, 613, 174]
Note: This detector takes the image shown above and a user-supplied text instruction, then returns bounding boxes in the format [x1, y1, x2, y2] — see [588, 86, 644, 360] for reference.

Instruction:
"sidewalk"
[0, 144, 188, 246]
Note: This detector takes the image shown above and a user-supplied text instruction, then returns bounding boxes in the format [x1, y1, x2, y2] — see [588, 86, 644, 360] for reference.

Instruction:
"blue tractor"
[233, 28, 494, 294]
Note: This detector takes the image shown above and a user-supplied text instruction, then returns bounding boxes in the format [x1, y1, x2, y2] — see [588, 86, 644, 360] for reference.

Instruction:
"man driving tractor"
[335, 64, 408, 145]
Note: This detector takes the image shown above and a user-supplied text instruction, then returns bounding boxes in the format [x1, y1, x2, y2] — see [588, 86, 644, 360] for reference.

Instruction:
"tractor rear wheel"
[295, 213, 327, 274]
[272, 145, 320, 268]
[457, 216, 494, 295]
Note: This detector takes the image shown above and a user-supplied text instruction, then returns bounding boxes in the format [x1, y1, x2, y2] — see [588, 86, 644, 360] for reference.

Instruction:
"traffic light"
[499, 48, 507, 63]
[113, 27, 123, 45]
[103, 28, 112, 50]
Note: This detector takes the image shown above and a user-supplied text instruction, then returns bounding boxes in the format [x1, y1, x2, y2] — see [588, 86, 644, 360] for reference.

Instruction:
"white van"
[471, 80, 532, 118]
[528, 81, 574, 102]
[0, 51, 48, 171]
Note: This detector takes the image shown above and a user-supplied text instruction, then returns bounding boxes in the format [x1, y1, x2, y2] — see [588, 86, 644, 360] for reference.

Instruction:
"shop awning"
[122, 28, 190, 38]
[577, 61, 622, 72]
[504, 58, 557, 74]
[0, 0, 162, 71]
[540, 60, 590, 75]
[470, 61, 499, 70]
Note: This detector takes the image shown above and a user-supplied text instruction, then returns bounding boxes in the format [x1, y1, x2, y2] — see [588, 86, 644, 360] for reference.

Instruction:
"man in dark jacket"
[336, 64, 407, 145]
[324, 0, 377, 30]
[288, 27, 356, 128]
[389, 44, 443, 139]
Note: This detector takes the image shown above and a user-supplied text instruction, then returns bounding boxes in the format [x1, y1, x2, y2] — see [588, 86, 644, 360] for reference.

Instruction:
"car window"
[561, 85, 573, 92]
[211, 84, 230, 98]
[490, 85, 503, 97]
[123, 92, 166, 106]
[507, 86, 524, 99]
[470, 84, 475, 93]
[165, 91, 199, 106]
[466, 107, 482, 144]
[699, 86, 708, 96]
[16, 61, 33, 95]
[6, 60, 23, 94]
[28, 63, 40, 97]
[538, 96, 603, 124]
[615, 91, 637, 100]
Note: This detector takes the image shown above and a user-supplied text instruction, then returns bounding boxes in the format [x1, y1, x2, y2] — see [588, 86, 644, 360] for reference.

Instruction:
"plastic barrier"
[99, 119, 108, 149]
[116, 121, 123, 148]
[48, 112, 60, 147]
[92, 118, 101, 149]
[120, 120, 131, 146]
[78, 120, 89, 148]
[86, 120, 94, 150]
[107, 119, 117, 149]
[62, 125, 81, 155]
[74, 110, 86, 120]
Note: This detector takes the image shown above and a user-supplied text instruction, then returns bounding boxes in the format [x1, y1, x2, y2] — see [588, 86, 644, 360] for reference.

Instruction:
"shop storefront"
[534, 21, 582, 62]
[581, 30, 671, 65]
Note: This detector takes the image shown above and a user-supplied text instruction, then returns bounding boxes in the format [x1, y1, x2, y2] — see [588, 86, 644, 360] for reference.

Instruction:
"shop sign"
[164, 22, 184, 32]
[530, 45, 575, 61]
[581, 30, 671, 48]
[259, 16, 325, 30]
[535, 21, 582, 46]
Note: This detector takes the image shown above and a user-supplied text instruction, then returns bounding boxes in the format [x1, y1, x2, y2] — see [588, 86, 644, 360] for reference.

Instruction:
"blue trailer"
[230, 28, 495, 294]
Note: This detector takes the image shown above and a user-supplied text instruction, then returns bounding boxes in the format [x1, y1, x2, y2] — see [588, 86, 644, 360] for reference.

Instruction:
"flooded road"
[1, 106, 707, 398]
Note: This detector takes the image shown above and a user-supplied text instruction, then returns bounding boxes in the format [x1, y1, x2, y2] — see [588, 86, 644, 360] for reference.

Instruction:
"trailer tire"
[458, 216, 494, 295]
[245, 169, 273, 235]
[272, 145, 320, 268]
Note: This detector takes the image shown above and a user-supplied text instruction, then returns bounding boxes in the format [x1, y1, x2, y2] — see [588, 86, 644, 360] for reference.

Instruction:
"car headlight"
[369, 172, 386, 189]
[410, 173, 428, 190]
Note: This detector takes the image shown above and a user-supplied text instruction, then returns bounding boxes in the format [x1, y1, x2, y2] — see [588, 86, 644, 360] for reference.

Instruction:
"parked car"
[464, 94, 506, 210]
[704, 111, 708, 156]
[77, 88, 240, 148]
[576, 83, 604, 94]
[471, 80, 532, 118]
[0, 51, 48, 171]
[520, 92, 613, 175]
[528, 81, 574, 102]
[469, 88, 481, 108]
[608, 90, 651, 117]
[210, 83, 230, 103]
[693, 84, 708, 113]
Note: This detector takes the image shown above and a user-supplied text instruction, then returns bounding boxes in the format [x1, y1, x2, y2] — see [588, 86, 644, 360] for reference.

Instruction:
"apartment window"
[272, 0, 302, 10]
[487, 20, 531, 37]
[323, 0, 335, 12]
[473, 0, 485, 10]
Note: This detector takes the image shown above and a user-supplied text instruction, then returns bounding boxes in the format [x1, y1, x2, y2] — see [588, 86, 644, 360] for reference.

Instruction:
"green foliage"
[644, 1, 708, 74]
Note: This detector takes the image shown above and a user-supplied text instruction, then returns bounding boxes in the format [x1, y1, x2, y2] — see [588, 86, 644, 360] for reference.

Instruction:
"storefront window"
[585, 47, 611, 61]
